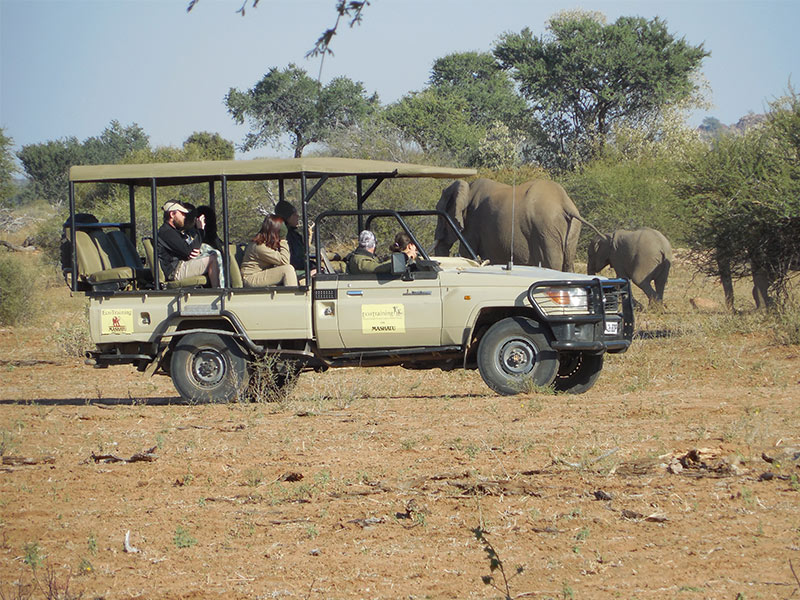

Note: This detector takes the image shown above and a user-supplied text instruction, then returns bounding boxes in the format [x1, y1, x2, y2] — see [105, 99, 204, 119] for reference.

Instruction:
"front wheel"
[477, 317, 558, 395]
[170, 333, 249, 403]
[553, 352, 604, 394]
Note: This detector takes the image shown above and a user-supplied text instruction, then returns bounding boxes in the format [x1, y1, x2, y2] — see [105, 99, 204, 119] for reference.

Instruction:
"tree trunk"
[717, 256, 734, 311]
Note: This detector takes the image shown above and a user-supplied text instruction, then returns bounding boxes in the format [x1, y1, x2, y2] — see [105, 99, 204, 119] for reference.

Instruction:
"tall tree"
[387, 51, 538, 167]
[494, 12, 708, 169]
[0, 128, 17, 203]
[429, 52, 532, 136]
[82, 120, 149, 165]
[225, 64, 378, 157]
[680, 90, 800, 308]
[384, 89, 480, 161]
[17, 121, 150, 206]
[17, 138, 84, 206]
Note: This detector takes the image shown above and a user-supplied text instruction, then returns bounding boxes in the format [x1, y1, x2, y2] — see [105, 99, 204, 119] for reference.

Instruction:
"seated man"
[157, 200, 220, 287]
[347, 230, 392, 275]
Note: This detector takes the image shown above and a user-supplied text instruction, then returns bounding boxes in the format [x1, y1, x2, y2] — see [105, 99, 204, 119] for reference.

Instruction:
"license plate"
[604, 321, 619, 335]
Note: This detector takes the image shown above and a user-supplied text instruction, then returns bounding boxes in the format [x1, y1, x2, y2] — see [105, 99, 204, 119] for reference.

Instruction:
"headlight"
[531, 286, 590, 316]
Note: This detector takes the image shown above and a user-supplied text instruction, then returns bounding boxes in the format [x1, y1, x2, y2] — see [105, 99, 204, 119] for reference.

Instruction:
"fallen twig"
[90, 446, 158, 464]
[2, 455, 55, 466]
[124, 530, 140, 553]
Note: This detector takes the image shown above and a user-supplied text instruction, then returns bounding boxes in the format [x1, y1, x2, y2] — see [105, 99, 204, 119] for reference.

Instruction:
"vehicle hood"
[436, 260, 600, 283]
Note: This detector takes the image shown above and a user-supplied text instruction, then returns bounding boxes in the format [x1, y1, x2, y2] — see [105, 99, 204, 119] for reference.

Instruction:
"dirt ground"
[1, 259, 799, 600]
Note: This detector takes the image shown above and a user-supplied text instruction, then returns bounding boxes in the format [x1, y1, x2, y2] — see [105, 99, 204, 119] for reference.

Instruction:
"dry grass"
[0, 252, 798, 599]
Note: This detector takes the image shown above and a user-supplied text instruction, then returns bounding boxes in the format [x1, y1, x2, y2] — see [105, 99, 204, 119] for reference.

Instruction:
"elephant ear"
[436, 180, 470, 230]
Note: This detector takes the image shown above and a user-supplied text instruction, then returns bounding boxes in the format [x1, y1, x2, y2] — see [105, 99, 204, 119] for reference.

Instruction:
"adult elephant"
[587, 228, 673, 305]
[433, 178, 590, 272]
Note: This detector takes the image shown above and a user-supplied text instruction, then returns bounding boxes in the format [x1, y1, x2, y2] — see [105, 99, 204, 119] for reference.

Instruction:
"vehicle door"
[335, 267, 442, 349]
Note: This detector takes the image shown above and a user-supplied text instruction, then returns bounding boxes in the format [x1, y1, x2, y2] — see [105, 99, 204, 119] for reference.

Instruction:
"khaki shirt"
[240, 240, 291, 279]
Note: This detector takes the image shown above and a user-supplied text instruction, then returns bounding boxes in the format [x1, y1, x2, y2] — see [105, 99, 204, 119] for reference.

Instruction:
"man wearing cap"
[347, 230, 393, 275]
[157, 201, 220, 287]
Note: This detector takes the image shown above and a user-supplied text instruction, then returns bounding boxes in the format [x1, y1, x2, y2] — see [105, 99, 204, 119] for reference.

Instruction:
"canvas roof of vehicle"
[69, 157, 477, 186]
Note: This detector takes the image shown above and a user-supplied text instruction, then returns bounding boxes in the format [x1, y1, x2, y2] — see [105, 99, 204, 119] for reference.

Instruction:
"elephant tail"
[574, 214, 603, 237]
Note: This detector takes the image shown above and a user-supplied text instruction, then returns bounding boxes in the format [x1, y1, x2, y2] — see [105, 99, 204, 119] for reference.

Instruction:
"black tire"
[477, 317, 559, 395]
[554, 352, 604, 394]
[170, 333, 249, 403]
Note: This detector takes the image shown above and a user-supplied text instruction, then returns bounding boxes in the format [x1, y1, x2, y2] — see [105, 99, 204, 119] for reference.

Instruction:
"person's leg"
[243, 265, 297, 287]
[174, 256, 220, 287]
[278, 265, 298, 286]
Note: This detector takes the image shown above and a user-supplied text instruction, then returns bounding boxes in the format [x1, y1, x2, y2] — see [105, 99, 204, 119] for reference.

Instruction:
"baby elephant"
[587, 228, 673, 305]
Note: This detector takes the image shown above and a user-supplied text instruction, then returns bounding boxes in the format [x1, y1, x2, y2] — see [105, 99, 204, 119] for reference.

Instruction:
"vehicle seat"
[142, 237, 207, 289]
[107, 229, 152, 286]
[226, 244, 243, 288]
[70, 229, 136, 291]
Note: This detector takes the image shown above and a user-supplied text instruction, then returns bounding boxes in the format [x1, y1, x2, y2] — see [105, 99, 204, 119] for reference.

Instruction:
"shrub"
[0, 252, 45, 326]
[28, 212, 65, 266]
[770, 300, 800, 345]
[50, 319, 92, 358]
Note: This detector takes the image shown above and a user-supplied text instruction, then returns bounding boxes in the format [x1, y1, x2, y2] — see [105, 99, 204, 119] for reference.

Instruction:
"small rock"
[309, 548, 320, 556]
[759, 471, 789, 481]
[621, 509, 644, 520]
[667, 459, 683, 474]
[593, 490, 613, 501]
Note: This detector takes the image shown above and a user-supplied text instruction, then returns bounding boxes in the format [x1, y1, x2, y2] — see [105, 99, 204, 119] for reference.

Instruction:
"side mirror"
[391, 252, 407, 276]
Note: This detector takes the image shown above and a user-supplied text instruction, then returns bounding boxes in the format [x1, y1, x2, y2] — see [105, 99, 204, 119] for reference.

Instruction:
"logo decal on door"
[361, 304, 406, 334]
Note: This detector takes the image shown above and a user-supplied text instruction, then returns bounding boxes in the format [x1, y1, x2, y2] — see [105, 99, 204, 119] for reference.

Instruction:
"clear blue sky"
[1, 0, 798, 161]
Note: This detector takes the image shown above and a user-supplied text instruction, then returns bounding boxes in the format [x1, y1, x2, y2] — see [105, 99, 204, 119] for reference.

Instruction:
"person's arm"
[254, 241, 291, 268]
[158, 226, 193, 260]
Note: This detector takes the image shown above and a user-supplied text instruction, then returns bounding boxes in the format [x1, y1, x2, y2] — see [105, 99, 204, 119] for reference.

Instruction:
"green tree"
[183, 132, 235, 160]
[17, 121, 150, 206]
[82, 120, 149, 164]
[0, 128, 17, 203]
[494, 12, 708, 169]
[429, 52, 532, 138]
[386, 51, 537, 167]
[17, 137, 84, 206]
[225, 64, 379, 157]
[384, 89, 480, 162]
[680, 90, 800, 308]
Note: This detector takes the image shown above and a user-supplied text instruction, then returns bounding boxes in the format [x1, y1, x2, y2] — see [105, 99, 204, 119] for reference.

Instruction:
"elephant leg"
[718, 257, 735, 311]
[635, 278, 659, 306]
[653, 261, 670, 303]
[751, 264, 772, 309]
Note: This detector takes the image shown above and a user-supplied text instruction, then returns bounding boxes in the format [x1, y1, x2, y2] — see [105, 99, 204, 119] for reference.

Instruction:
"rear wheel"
[477, 317, 558, 395]
[170, 333, 249, 403]
[554, 352, 604, 394]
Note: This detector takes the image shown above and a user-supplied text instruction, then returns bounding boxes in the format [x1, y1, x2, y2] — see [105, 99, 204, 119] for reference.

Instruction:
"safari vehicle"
[66, 157, 633, 401]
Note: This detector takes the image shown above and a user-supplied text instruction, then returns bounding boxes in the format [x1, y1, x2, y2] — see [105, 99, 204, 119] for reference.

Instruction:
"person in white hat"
[157, 200, 220, 286]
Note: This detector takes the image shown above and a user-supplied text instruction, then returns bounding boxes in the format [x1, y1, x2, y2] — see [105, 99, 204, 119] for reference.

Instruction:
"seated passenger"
[180, 202, 225, 287]
[196, 205, 223, 251]
[274, 199, 315, 278]
[158, 200, 221, 287]
[347, 230, 420, 275]
[347, 230, 385, 274]
[240, 215, 299, 287]
[390, 232, 419, 267]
